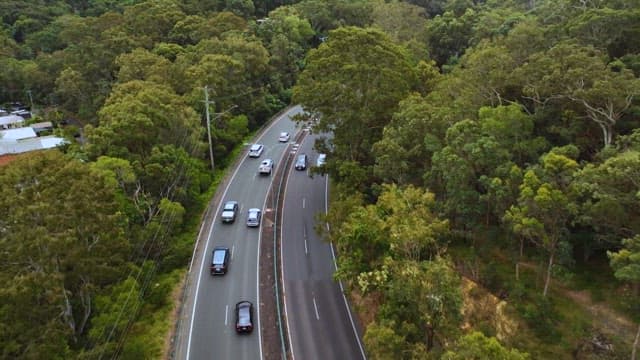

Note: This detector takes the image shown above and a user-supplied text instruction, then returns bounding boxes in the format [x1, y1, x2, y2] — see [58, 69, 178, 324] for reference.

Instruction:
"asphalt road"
[176, 106, 302, 360]
[281, 133, 367, 360]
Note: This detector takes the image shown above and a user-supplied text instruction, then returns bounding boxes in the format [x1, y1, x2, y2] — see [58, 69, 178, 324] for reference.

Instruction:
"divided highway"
[281, 133, 367, 360]
[175, 106, 302, 360]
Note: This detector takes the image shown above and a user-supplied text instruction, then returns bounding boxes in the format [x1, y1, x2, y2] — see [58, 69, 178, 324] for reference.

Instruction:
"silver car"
[259, 159, 274, 175]
[248, 144, 264, 158]
[246, 208, 262, 227]
[221, 201, 239, 223]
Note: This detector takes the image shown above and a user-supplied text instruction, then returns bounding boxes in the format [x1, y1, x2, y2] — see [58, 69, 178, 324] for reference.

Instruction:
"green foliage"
[293, 26, 416, 191]
[608, 235, 640, 296]
[0, 151, 131, 357]
[442, 331, 529, 360]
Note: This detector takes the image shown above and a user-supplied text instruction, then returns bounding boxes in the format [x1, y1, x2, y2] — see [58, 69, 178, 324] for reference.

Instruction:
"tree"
[607, 235, 640, 360]
[373, 93, 445, 186]
[377, 257, 463, 352]
[442, 331, 529, 360]
[86, 80, 204, 162]
[425, 8, 477, 66]
[430, 119, 511, 229]
[115, 48, 172, 85]
[292, 26, 415, 189]
[504, 146, 580, 297]
[515, 42, 640, 148]
[574, 150, 640, 254]
[0, 151, 131, 357]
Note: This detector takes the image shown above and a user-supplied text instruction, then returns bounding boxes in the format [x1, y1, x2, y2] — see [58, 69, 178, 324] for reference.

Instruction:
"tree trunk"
[543, 250, 555, 298]
[426, 325, 434, 351]
[632, 322, 639, 360]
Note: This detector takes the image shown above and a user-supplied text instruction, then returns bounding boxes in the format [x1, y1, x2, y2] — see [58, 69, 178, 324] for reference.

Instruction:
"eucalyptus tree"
[0, 151, 131, 358]
[293, 26, 416, 192]
[573, 147, 640, 258]
[514, 42, 640, 149]
[504, 146, 580, 297]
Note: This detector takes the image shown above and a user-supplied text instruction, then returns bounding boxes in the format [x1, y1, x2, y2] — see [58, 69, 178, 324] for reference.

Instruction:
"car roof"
[212, 247, 228, 263]
[248, 208, 260, 214]
[250, 144, 262, 150]
[261, 159, 272, 164]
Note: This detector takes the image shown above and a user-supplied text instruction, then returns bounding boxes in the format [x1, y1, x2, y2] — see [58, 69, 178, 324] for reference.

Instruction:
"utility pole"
[203, 86, 215, 171]
[26, 89, 34, 113]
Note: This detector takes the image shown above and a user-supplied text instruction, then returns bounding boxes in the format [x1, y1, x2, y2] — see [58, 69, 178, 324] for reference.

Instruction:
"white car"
[246, 208, 262, 227]
[278, 132, 290, 142]
[316, 153, 327, 167]
[248, 144, 264, 158]
[258, 159, 274, 175]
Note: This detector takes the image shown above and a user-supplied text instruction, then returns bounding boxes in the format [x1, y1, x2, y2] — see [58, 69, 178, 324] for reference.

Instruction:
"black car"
[235, 301, 254, 333]
[295, 153, 308, 170]
[221, 201, 239, 223]
[210, 247, 230, 275]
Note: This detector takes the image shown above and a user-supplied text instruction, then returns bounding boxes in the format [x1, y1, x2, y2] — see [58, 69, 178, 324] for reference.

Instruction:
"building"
[0, 127, 66, 156]
[0, 114, 25, 129]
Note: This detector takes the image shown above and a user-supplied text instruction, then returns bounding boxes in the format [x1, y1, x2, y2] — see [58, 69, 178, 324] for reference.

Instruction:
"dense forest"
[0, 0, 639, 359]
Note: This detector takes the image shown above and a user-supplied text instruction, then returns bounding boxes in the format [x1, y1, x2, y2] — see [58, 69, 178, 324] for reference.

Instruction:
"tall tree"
[504, 146, 580, 297]
[292, 26, 415, 191]
[0, 151, 130, 358]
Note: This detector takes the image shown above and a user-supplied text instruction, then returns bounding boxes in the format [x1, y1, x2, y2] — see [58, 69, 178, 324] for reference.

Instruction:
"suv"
[258, 159, 274, 175]
[235, 301, 254, 333]
[221, 201, 239, 223]
[295, 153, 308, 170]
[248, 144, 264, 158]
[210, 247, 230, 275]
[247, 208, 262, 227]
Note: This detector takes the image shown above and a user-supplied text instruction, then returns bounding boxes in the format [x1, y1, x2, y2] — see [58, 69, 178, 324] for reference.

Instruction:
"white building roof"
[0, 127, 37, 140]
[0, 115, 25, 127]
[0, 135, 66, 155]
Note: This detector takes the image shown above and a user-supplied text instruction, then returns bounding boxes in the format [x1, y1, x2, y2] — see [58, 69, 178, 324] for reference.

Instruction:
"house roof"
[0, 127, 37, 140]
[30, 121, 53, 130]
[0, 115, 25, 127]
[0, 135, 66, 155]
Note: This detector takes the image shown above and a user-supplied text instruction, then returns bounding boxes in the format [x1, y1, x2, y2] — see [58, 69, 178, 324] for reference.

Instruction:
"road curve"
[281, 132, 367, 360]
[174, 106, 303, 360]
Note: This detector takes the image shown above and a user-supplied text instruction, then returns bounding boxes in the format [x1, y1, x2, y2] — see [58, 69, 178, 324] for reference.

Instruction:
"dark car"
[235, 301, 254, 333]
[210, 247, 230, 275]
[221, 201, 239, 223]
[295, 153, 308, 170]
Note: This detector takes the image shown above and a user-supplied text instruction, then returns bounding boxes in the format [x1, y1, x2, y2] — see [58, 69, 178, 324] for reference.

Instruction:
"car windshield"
[250, 144, 261, 151]
[297, 155, 306, 163]
[261, 160, 270, 166]
[212, 250, 226, 264]
[223, 202, 235, 211]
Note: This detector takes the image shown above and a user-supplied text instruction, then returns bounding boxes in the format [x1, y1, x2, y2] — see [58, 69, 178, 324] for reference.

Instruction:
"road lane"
[281, 133, 366, 360]
[177, 106, 303, 360]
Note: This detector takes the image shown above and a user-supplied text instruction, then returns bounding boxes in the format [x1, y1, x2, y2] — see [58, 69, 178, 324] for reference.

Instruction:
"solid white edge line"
[325, 175, 368, 360]
[186, 107, 297, 359]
